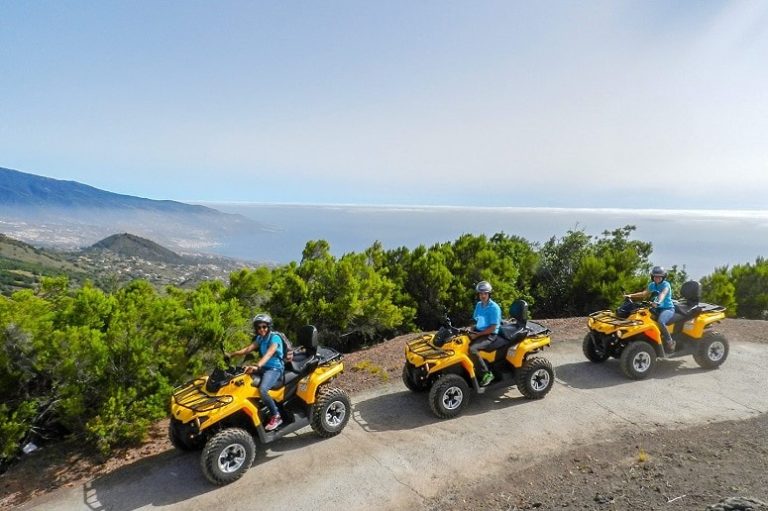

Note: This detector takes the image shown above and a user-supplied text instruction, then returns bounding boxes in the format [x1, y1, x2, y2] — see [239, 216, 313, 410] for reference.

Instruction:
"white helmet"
[475, 281, 493, 293]
[252, 313, 273, 329]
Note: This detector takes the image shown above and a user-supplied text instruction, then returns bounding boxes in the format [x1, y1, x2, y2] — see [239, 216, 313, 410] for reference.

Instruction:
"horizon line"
[189, 201, 768, 217]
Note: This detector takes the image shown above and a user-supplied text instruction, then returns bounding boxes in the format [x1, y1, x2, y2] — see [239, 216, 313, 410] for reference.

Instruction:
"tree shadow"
[83, 430, 321, 511]
[352, 384, 533, 433]
[556, 358, 708, 390]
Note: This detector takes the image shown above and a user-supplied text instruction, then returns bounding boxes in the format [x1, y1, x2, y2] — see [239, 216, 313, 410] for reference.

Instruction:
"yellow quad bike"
[403, 300, 555, 419]
[584, 280, 728, 380]
[169, 325, 351, 485]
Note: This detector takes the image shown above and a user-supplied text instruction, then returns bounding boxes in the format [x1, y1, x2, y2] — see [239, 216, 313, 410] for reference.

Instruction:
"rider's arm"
[255, 341, 278, 370]
[625, 290, 649, 300]
[655, 284, 669, 304]
[229, 343, 257, 358]
[470, 324, 497, 340]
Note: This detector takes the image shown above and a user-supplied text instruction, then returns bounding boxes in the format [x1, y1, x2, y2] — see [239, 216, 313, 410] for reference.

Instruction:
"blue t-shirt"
[473, 299, 502, 334]
[647, 280, 674, 310]
[254, 332, 284, 371]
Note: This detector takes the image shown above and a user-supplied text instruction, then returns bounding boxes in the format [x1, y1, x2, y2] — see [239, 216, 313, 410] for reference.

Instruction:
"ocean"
[202, 204, 768, 280]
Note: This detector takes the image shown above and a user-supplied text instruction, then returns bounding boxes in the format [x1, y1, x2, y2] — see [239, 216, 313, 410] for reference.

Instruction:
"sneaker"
[480, 372, 494, 387]
[265, 415, 282, 431]
[665, 338, 676, 352]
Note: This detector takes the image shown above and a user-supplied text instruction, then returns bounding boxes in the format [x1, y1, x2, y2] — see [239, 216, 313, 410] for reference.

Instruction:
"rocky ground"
[1, 317, 767, 510]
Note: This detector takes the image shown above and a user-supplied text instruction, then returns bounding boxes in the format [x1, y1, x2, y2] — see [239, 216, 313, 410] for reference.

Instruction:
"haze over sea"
[202, 204, 768, 281]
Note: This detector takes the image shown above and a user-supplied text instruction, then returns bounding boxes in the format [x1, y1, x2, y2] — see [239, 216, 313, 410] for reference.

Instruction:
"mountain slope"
[1, 166, 224, 214]
[0, 166, 265, 253]
[91, 233, 186, 264]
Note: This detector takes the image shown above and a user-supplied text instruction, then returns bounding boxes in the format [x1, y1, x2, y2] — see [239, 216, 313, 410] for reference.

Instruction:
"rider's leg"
[469, 336, 493, 374]
[258, 368, 282, 418]
[657, 309, 675, 351]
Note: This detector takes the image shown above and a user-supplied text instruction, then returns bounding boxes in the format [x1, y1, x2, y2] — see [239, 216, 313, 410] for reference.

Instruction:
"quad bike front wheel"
[200, 428, 256, 486]
[429, 373, 470, 419]
[517, 357, 555, 399]
[582, 333, 609, 363]
[620, 340, 657, 380]
[311, 386, 351, 438]
[693, 332, 729, 369]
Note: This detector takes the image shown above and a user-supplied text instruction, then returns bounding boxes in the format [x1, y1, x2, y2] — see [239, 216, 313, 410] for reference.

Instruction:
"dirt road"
[17, 337, 768, 511]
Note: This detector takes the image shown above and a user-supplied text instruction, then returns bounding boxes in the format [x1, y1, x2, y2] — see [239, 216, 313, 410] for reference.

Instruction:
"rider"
[468, 281, 503, 386]
[625, 266, 676, 353]
[228, 313, 285, 431]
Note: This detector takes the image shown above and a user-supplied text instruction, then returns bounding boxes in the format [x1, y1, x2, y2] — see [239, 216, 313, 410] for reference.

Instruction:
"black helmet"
[252, 313, 273, 329]
[475, 281, 492, 293]
[650, 266, 667, 279]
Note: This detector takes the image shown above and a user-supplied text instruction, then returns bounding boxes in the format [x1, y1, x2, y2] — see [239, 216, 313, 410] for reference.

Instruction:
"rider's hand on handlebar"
[244, 365, 262, 375]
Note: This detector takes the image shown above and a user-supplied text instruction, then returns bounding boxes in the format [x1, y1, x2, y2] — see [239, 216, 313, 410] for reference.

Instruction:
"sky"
[1, 1, 767, 208]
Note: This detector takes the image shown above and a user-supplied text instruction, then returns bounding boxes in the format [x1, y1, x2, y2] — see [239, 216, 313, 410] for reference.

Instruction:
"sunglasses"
[256, 324, 269, 330]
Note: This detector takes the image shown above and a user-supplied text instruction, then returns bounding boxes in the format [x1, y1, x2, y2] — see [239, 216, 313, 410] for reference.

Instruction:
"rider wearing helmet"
[228, 313, 285, 431]
[625, 266, 676, 353]
[468, 281, 503, 386]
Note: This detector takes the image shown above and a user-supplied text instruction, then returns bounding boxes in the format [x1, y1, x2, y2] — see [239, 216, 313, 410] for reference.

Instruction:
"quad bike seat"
[497, 299, 529, 342]
[671, 280, 704, 324]
[488, 299, 531, 362]
[283, 325, 321, 387]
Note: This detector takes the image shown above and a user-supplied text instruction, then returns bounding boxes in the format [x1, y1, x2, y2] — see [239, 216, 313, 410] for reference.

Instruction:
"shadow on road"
[556, 358, 709, 389]
[352, 385, 532, 432]
[83, 449, 213, 511]
[83, 430, 322, 511]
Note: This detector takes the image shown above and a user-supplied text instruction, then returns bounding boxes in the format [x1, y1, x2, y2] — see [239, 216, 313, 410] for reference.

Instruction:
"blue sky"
[1, 1, 767, 208]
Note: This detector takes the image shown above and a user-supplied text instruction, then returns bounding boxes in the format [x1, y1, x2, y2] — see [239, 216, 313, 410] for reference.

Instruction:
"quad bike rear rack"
[173, 378, 234, 413]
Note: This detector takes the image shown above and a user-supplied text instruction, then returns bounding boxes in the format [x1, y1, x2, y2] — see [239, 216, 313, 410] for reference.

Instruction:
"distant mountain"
[90, 233, 186, 264]
[0, 166, 266, 254]
[1, 166, 228, 214]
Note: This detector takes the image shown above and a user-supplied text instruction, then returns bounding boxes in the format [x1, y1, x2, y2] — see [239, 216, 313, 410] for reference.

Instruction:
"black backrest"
[680, 280, 702, 303]
[297, 325, 319, 355]
[508, 299, 529, 325]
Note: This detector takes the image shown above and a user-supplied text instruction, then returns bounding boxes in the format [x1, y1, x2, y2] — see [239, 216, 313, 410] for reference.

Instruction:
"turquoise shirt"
[473, 299, 502, 334]
[647, 280, 674, 310]
[254, 332, 284, 371]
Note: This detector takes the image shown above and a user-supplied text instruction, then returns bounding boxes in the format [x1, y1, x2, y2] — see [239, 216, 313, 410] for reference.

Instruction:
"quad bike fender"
[404, 333, 476, 377]
[296, 360, 344, 405]
[508, 335, 552, 368]
[685, 311, 726, 338]
[408, 355, 478, 379]
[171, 376, 264, 431]
[428, 355, 477, 378]
[617, 324, 662, 346]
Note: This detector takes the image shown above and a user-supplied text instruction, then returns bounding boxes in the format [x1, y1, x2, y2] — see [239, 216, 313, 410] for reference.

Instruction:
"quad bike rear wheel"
[620, 340, 656, 380]
[693, 332, 729, 369]
[311, 386, 351, 438]
[200, 428, 256, 486]
[402, 364, 429, 393]
[517, 357, 555, 399]
[582, 333, 609, 363]
[429, 373, 470, 419]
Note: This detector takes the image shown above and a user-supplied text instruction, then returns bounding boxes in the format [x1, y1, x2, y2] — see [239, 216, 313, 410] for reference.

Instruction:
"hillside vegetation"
[0, 233, 244, 294]
[1, 225, 766, 475]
